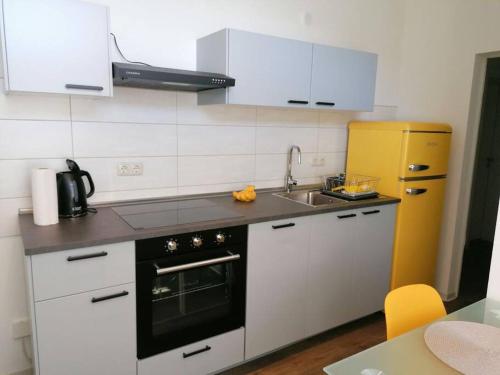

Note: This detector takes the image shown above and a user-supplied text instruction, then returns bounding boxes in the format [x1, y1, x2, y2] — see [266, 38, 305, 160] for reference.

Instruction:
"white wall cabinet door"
[310, 44, 377, 111]
[35, 284, 136, 375]
[306, 210, 359, 336]
[353, 205, 396, 316]
[245, 217, 311, 359]
[227, 29, 313, 107]
[1, 0, 112, 96]
[197, 29, 313, 108]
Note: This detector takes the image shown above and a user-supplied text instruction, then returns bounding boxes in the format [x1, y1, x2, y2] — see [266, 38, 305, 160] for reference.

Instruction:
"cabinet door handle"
[405, 188, 427, 195]
[287, 100, 309, 105]
[315, 101, 335, 106]
[91, 290, 129, 303]
[337, 213, 357, 219]
[67, 251, 108, 262]
[272, 223, 296, 229]
[65, 84, 104, 91]
[183, 345, 211, 358]
[408, 164, 430, 172]
[362, 210, 381, 215]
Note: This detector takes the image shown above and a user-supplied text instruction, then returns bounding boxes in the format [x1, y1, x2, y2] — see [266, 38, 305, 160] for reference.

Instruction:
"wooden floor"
[219, 270, 488, 375]
[219, 313, 386, 375]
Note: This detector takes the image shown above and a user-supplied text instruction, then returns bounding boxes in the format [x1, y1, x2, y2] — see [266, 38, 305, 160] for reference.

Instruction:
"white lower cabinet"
[306, 205, 396, 336]
[245, 217, 310, 359]
[306, 209, 360, 336]
[353, 205, 397, 317]
[35, 283, 136, 375]
[137, 328, 245, 375]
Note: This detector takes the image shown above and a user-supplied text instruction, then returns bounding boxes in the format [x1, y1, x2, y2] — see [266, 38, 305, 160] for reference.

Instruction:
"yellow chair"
[384, 284, 446, 339]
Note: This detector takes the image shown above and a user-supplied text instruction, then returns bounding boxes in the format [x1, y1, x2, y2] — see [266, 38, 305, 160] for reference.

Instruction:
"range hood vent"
[112, 62, 235, 92]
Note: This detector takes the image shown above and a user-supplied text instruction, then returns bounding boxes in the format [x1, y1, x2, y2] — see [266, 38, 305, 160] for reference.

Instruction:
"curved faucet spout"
[285, 145, 302, 193]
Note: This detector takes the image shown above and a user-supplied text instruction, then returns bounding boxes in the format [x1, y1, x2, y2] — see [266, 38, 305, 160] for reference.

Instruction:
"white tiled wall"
[0, 85, 397, 228]
[0, 85, 396, 373]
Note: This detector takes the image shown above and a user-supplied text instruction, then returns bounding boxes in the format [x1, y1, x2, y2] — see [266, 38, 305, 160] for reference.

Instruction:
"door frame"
[448, 51, 500, 300]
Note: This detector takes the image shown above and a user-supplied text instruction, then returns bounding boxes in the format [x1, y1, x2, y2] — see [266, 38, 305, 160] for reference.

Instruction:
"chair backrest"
[384, 284, 446, 339]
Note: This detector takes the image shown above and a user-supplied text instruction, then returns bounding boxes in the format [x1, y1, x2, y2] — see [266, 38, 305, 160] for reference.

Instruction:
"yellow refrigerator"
[346, 122, 452, 289]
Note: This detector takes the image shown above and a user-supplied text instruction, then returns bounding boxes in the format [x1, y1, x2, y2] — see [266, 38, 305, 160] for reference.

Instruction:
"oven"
[136, 225, 247, 359]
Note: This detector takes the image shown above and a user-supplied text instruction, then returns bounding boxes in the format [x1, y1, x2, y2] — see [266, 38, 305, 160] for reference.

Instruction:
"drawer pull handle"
[67, 251, 108, 262]
[408, 164, 430, 172]
[406, 188, 427, 195]
[91, 290, 129, 303]
[362, 210, 381, 215]
[287, 100, 309, 105]
[183, 345, 211, 358]
[65, 84, 104, 91]
[315, 101, 335, 106]
[337, 214, 357, 219]
[272, 223, 296, 229]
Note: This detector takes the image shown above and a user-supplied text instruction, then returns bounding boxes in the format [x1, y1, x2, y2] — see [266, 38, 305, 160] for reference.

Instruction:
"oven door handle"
[155, 252, 241, 276]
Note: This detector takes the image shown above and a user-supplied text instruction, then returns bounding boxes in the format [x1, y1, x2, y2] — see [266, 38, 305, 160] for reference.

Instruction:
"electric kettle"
[56, 159, 95, 217]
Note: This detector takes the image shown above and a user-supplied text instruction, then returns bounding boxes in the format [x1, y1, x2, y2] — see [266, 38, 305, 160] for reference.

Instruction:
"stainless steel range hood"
[112, 62, 235, 92]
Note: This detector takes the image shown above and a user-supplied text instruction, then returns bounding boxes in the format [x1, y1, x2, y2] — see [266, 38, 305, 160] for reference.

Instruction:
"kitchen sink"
[273, 190, 349, 207]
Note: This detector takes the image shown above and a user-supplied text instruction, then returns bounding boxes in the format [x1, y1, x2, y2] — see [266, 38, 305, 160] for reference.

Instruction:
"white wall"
[0, 1, 403, 373]
[487, 203, 500, 300]
[397, 0, 500, 299]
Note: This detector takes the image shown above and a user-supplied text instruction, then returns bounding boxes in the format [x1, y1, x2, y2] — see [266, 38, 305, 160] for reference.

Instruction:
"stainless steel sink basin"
[273, 190, 348, 207]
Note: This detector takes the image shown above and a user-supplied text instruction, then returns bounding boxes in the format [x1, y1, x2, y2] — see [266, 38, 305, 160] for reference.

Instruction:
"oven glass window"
[151, 263, 235, 337]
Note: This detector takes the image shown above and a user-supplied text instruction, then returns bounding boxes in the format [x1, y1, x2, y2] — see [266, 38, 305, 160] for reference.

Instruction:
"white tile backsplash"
[257, 107, 319, 127]
[75, 157, 178, 192]
[178, 155, 255, 186]
[0, 159, 66, 198]
[177, 92, 256, 126]
[178, 125, 255, 156]
[256, 126, 318, 154]
[73, 122, 177, 157]
[318, 128, 348, 152]
[0, 120, 72, 159]
[0, 80, 70, 120]
[71, 87, 177, 124]
[0, 88, 392, 238]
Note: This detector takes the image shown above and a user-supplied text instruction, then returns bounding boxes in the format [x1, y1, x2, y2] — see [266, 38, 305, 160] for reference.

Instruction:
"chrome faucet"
[285, 145, 302, 193]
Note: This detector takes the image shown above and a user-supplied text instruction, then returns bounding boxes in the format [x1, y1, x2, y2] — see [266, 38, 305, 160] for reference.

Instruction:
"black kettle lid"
[66, 159, 82, 174]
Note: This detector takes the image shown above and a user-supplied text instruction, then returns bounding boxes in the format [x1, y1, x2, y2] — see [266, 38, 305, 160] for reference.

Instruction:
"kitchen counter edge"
[19, 192, 400, 256]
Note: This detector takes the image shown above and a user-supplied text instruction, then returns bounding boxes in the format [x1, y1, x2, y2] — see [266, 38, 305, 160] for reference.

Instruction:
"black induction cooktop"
[112, 199, 242, 230]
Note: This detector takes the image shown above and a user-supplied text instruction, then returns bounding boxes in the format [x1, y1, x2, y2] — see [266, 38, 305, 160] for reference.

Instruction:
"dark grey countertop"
[19, 189, 400, 255]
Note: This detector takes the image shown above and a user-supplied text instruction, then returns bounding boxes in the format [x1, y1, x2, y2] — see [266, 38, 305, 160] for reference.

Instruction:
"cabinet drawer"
[138, 328, 244, 375]
[36, 283, 136, 375]
[31, 242, 134, 301]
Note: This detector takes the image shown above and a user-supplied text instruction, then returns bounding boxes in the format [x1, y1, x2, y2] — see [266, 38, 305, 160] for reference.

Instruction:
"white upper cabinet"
[310, 45, 377, 111]
[0, 0, 112, 96]
[197, 29, 377, 111]
[197, 29, 313, 108]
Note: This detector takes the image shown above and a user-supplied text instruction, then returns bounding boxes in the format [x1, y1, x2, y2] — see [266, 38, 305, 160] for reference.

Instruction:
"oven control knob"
[166, 240, 178, 252]
[215, 233, 226, 244]
[192, 236, 203, 248]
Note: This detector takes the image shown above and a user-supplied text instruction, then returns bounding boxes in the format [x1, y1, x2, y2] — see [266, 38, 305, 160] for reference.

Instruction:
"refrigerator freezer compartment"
[400, 132, 451, 178]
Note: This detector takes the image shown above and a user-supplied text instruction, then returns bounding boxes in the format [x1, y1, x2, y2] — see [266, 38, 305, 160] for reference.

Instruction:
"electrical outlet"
[130, 162, 143, 176]
[117, 162, 143, 176]
[12, 318, 30, 339]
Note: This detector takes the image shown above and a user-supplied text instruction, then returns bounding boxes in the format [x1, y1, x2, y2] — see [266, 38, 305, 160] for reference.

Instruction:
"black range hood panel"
[112, 62, 235, 92]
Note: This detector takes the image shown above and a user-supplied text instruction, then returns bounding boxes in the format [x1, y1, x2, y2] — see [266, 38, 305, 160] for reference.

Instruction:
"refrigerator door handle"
[406, 188, 428, 195]
[408, 164, 430, 172]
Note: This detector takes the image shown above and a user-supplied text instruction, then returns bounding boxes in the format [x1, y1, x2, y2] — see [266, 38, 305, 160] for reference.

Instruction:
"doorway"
[459, 57, 500, 304]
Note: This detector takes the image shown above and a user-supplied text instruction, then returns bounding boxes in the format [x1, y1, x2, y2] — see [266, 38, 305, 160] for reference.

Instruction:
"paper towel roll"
[31, 168, 59, 226]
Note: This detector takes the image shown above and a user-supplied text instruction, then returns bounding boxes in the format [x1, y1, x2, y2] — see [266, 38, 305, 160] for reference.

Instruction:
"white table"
[324, 298, 500, 375]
